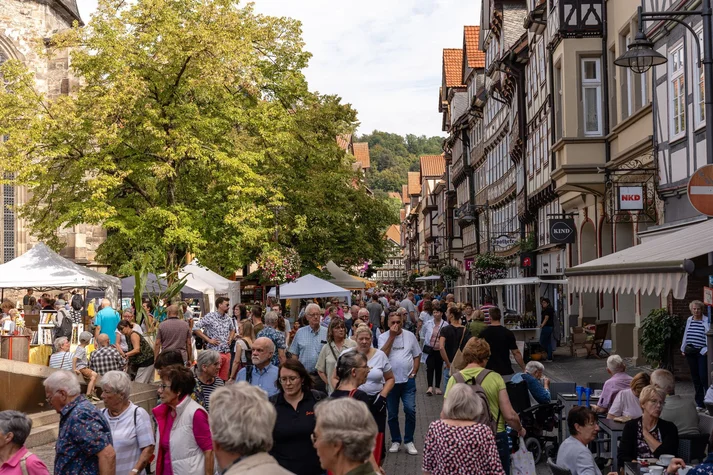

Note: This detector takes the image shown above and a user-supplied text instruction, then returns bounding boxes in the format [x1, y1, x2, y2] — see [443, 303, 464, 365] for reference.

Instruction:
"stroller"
[506, 379, 563, 465]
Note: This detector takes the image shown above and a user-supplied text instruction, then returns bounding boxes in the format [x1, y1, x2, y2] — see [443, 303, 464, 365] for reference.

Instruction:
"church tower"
[1, 0, 107, 269]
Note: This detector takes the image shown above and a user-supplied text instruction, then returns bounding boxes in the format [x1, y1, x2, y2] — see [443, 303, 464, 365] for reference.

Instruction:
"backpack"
[54, 309, 74, 340]
[71, 293, 84, 311]
[453, 369, 500, 435]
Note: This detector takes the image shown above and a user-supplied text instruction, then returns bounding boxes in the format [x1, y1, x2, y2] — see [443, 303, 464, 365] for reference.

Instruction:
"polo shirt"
[0, 446, 49, 475]
[288, 325, 327, 373]
[236, 364, 279, 397]
[378, 330, 421, 384]
[95, 307, 121, 345]
[598, 371, 633, 410]
[269, 391, 323, 475]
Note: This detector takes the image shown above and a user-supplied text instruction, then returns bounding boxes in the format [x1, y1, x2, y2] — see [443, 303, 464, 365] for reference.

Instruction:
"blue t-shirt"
[95, 307, 120, 345]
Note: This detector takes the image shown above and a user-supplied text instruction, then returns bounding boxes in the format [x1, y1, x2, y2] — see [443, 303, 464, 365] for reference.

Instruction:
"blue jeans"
[442, 365, 450, 393]
[495, 431, 511, 474]
[540, 326, 553, 360]
[686, 353, 708, 408]
[387, 377, 417, 444]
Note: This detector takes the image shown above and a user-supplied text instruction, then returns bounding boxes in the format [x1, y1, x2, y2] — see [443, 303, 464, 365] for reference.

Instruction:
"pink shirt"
[158, 404, 213, 474]
[598, 372, 633, 410]
[0, 447, 50, 475]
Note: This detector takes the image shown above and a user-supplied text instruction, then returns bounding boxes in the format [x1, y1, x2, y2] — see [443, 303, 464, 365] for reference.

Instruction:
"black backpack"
[453, 369, 500, 435]
[71, 294, 84, 311]
[54, 310, 74, 339]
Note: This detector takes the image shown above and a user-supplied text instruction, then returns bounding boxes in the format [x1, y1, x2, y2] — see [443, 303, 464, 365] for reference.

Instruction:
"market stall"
[0, 243, 120, 364]
[325, 261, 365, 296]
[267, 274, 352, 306]
[180, 260, 240, 312]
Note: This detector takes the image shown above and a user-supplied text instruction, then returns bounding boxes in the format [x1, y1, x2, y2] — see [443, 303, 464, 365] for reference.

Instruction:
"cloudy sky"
[74, 0, 481, 138]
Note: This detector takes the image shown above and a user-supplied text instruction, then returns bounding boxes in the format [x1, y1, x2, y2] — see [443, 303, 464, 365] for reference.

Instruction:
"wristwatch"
[131, 470, 139, 473]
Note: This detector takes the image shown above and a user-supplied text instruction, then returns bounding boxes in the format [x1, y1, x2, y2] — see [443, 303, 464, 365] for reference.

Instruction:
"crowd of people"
[2, 288, 713, 475]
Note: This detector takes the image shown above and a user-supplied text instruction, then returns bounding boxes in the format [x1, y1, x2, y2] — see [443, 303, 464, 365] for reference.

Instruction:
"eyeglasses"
[649, 400, 665, 407]
[279, 376, 300, 384]
[310, 432, 320, 444]
[45, 391, 56, 404]
[157, 384, 170, 391]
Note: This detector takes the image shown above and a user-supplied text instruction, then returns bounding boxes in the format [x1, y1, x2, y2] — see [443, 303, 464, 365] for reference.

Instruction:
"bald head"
[167, 305, 179, 318]
[96, 334, 110, 347]
[100, 298, 111, 309]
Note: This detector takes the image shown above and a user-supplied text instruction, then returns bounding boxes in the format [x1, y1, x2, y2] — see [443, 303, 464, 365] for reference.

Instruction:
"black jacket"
[618, 417, 679, 468]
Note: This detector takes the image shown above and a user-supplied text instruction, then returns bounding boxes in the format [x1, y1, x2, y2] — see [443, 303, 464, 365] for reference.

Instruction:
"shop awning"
[565, 218, 713, 299]
[416, 275, 441, 281]
[456, 277, 569, 288]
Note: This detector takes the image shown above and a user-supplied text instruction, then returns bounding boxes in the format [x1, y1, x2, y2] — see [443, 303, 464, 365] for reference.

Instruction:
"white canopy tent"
[0, 243, 121, 301]
[325, 261, 365, 290]
[415, 275, 441, 281]
[180, 260, 240, 311]
[267, 274, 352, 305]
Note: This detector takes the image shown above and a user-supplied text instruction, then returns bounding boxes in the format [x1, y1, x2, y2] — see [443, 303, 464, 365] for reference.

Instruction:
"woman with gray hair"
[192, 350, 224, 412]
[209, 382, 292, 474]
[422, 383, 504, 475]
[313, 398, 380, 475]
[49, 337, 73, 370]
[681, 299, 709, 408]
[0, 410, 49, 474]
[100, 371, 155, 475]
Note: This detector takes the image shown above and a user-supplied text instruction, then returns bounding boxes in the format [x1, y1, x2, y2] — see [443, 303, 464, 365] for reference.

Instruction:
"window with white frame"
[670, 43, 686, 137]
[582, 58, 603, 135]
[695, 29, 705, 125]
[538, 40, 546, 85]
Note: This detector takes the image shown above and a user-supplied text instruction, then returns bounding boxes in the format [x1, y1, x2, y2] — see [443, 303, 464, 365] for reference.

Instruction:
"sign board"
[492, 234, 518, 249]
[688, 164, 713, 216]
[464, 258, 474, 271]
[705, 287, 713, 306]
[520, 252, 535, 268]
[549, 219, 576, 244]
[618, 186, 644, 211]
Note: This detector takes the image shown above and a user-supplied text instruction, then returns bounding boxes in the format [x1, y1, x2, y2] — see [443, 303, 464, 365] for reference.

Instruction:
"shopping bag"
[510, 437, 537, 475]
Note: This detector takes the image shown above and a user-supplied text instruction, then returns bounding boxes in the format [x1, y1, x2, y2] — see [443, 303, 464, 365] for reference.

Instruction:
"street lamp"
[614, 4, 713, 165]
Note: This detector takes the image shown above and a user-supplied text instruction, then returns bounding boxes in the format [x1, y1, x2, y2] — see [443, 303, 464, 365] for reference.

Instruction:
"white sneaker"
[405, 442, 418, 455]
[389, 442, 400, 453]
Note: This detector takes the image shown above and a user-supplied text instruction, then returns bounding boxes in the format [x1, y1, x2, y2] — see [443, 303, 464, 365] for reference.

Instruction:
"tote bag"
[511, 437, 537, 475]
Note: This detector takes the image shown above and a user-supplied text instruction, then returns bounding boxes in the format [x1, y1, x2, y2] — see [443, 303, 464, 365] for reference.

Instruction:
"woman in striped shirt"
[681, 300, 709, 409]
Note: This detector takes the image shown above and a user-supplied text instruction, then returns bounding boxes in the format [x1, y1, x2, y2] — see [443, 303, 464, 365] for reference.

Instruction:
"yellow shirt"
[87, 301, 95, 318]
[445, 366, 507, 433]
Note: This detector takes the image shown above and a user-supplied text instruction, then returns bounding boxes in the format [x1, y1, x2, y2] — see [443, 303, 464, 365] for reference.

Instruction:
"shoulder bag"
[422, 322, 443, 355]
[450, 326, 469, 372]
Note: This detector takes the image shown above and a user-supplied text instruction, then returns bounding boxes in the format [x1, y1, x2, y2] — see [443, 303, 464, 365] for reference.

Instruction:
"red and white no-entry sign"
[688, 164, 713, 216]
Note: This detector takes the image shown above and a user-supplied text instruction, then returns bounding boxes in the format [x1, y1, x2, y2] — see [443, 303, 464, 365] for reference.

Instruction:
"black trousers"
[426, 351, 443, 388]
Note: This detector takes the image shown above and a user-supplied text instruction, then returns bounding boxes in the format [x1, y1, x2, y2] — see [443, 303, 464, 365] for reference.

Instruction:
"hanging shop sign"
[464, 258, 474, 271]
[520, 252, 535, 268]
[618, 186, 644, 211]
[704, 287, 713, 307]
[492, 234, 518, 249]
[549, 219, 576, 244]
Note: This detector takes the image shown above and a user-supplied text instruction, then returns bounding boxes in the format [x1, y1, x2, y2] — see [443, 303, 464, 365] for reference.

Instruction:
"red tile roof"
[385, 225, 401, 246]
[443, 48, 465, 88]
[407, 171, 421, 196]
[336, 134, 352, 151]
[464, 26, 485, 69]
[420, 154, 446, 178]
[352, 142, 371, 169]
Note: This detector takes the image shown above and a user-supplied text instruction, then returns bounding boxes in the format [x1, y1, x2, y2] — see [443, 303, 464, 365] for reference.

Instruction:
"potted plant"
[640, 308, 685, 370]
[257, 246, 301, 302]
[473, 253, 508, 282]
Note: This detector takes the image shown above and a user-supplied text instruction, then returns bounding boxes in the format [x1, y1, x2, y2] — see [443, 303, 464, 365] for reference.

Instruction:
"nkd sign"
[618, 186, 644, 211]
[549, 219, 576, 244]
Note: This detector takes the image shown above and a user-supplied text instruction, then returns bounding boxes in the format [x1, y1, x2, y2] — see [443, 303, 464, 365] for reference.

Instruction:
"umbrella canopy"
[0, 243, 120, 300]
[120, 274, 204, 299]
[325, 261, 365, 290]
[181, 260, 240, 309]
[267, 274, 352, 305]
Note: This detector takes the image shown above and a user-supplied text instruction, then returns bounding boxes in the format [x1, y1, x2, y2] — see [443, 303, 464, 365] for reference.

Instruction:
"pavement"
[29, 347, 696, 475]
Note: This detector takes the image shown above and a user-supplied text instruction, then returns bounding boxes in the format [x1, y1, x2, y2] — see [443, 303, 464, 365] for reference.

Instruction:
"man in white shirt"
[379, 311, 421, 456]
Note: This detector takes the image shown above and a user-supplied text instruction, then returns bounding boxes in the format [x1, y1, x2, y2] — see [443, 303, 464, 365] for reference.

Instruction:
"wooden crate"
[0, 335, 30, 362]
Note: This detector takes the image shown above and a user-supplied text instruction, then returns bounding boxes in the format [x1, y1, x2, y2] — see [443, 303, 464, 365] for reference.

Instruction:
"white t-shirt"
[359, 349, 392, 396]
[102, 403, 155, 475]
[378, 330, 421, 384]
[419, 311, 433, 339]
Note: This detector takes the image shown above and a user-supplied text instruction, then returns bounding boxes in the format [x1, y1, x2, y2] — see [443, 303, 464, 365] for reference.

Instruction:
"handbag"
[685, 343, 702, 356]
[450, 326, 469, 372]
[511, 437, 537, 475]
[422, 323, 443, 355]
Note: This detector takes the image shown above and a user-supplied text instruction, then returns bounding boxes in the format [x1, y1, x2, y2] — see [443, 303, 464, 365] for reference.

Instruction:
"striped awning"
[566, 219, 713, 299]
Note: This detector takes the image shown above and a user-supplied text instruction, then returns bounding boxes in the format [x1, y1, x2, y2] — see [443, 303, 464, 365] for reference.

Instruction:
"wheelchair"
[506, 379, 563, 465]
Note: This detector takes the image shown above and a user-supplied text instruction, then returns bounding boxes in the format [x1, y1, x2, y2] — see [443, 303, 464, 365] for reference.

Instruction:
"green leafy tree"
[0, 0, 391, 276]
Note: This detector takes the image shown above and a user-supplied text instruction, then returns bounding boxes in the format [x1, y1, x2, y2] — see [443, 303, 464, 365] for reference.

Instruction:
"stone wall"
[1, 0, 107, 268]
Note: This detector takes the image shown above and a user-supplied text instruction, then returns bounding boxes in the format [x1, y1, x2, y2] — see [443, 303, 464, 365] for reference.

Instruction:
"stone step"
[26, 422, 59, 449]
